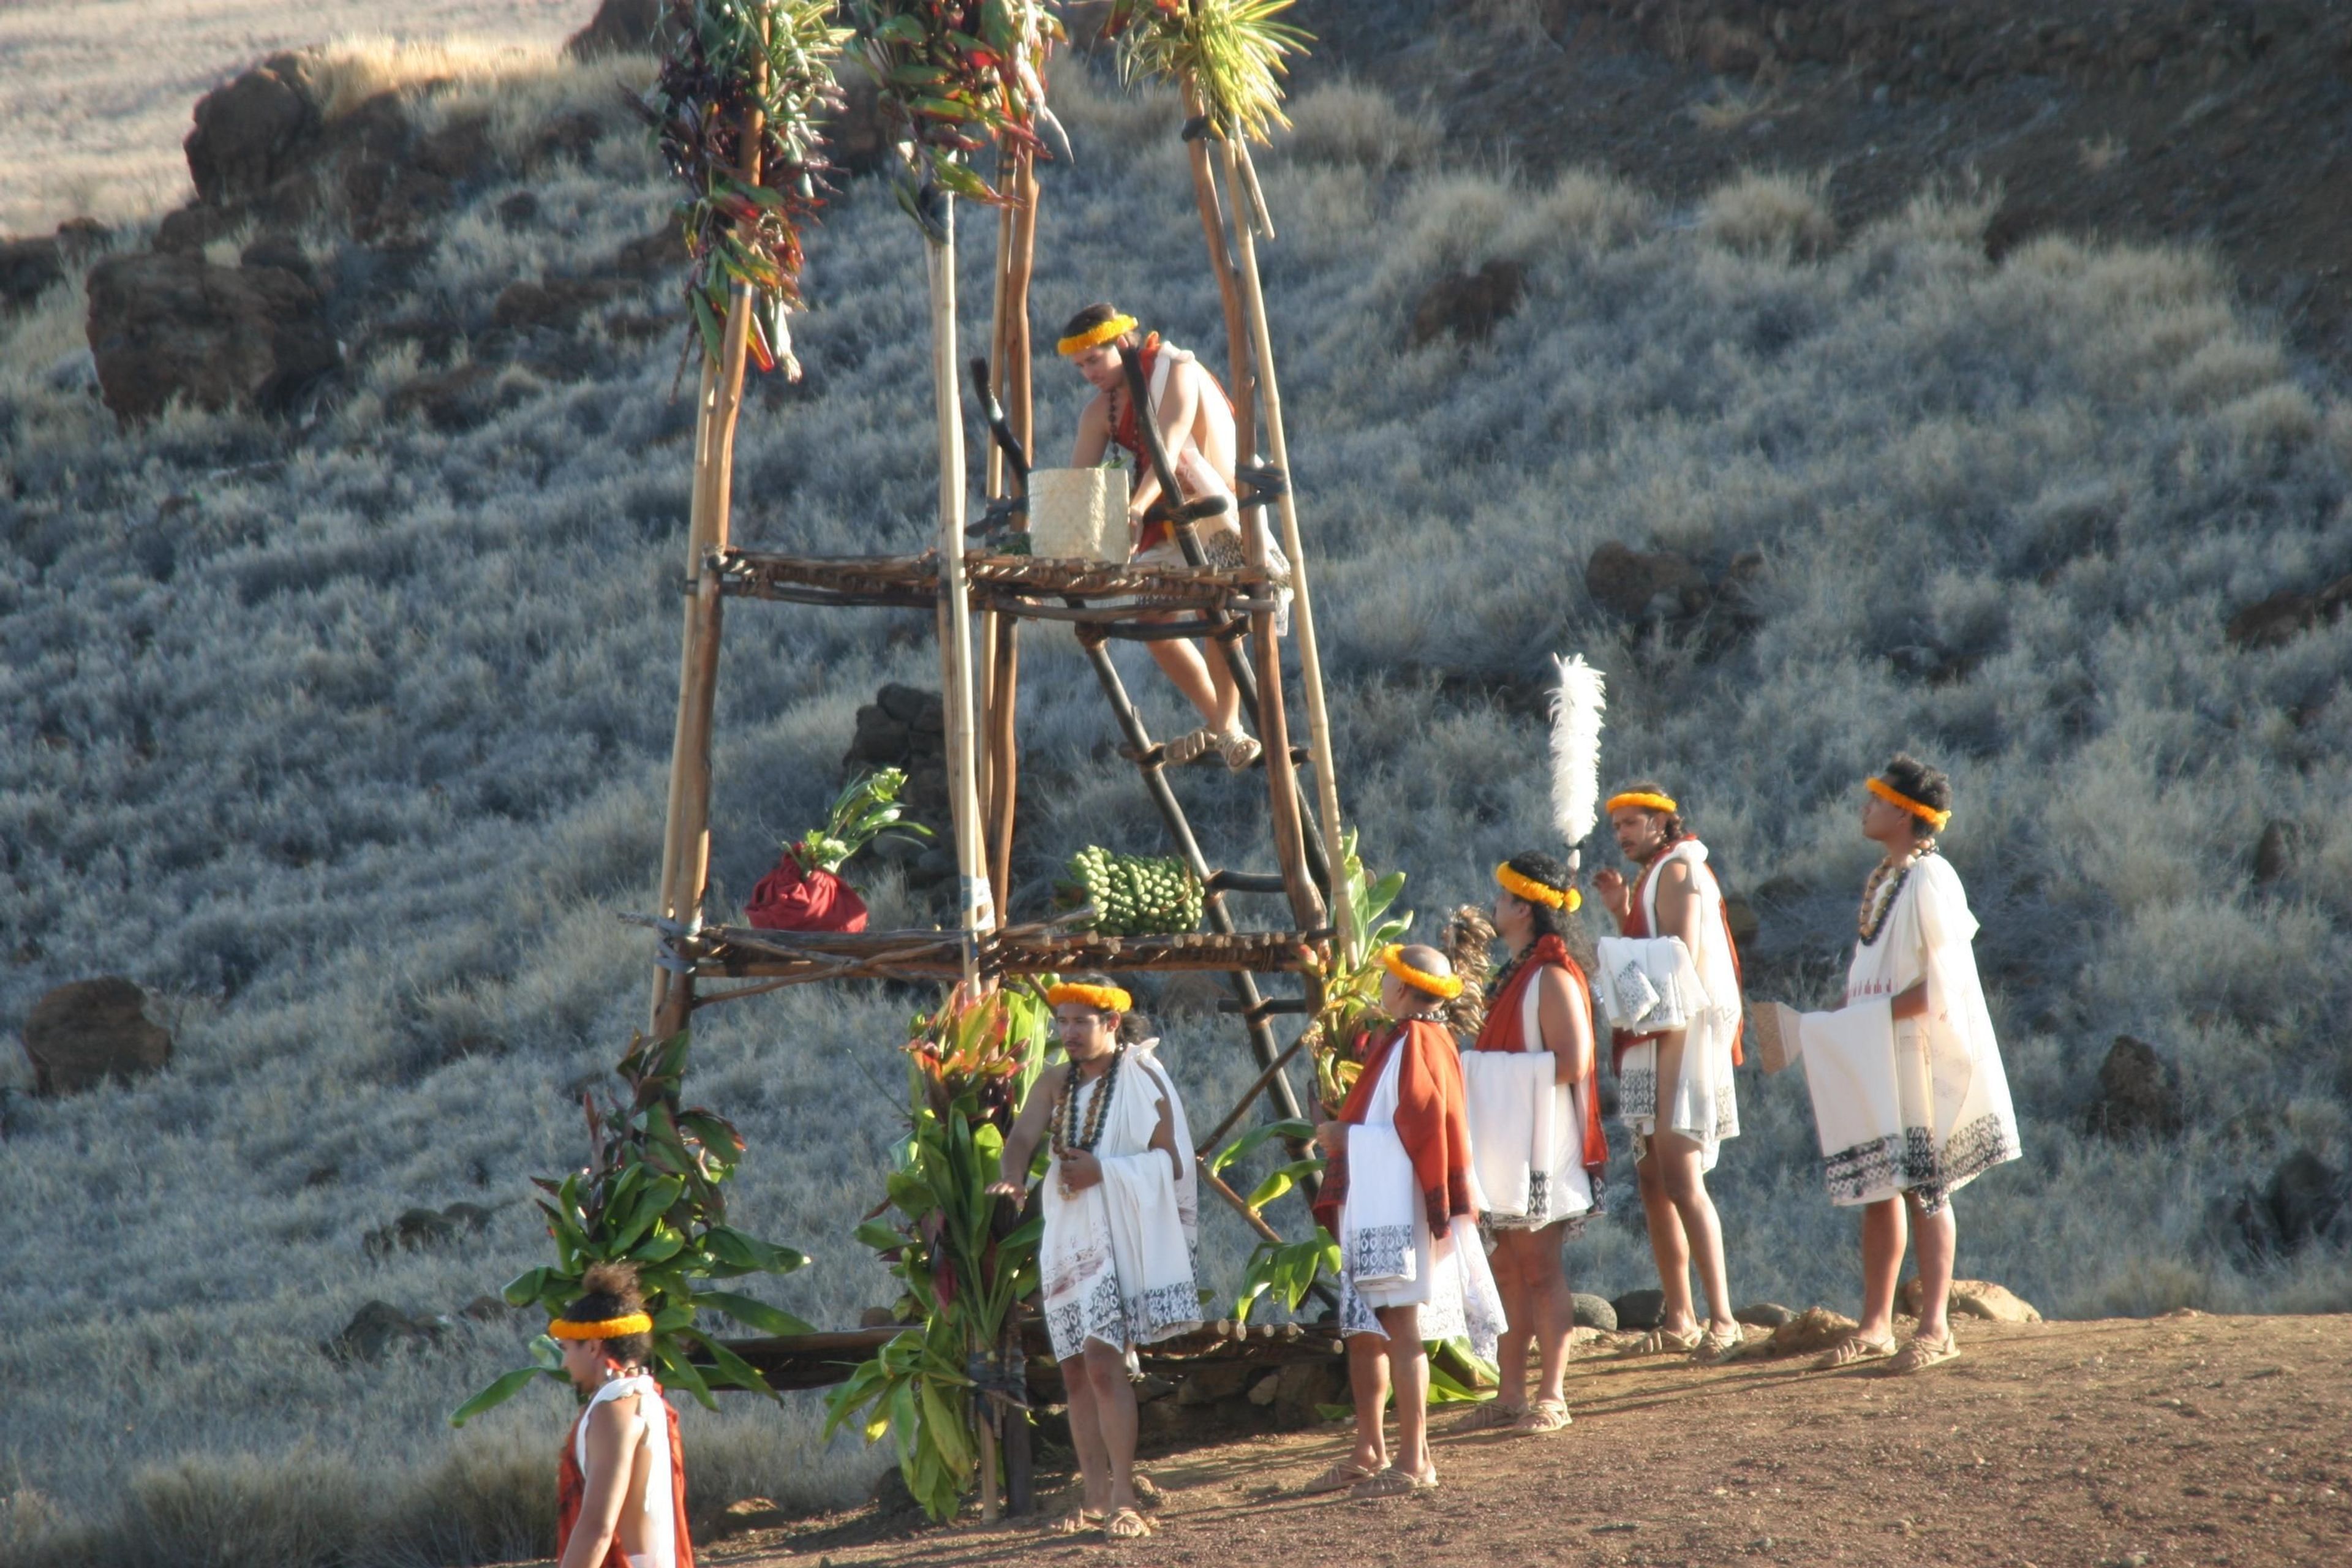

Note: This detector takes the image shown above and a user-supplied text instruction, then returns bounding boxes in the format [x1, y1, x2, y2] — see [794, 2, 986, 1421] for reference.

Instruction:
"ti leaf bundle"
[1105, 0, 1310, 143]
[640, 0, 853, 376]
[790, 766, 932, 874]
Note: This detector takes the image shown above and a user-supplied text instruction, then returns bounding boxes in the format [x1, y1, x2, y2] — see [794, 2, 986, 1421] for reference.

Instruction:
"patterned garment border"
[1820, 1114, 2022, 1215]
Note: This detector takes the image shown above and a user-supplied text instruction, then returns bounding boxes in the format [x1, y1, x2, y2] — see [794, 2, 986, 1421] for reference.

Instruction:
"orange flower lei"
[548, 1312, 653, 1340]
[1046, 981, 1132, 1014]
[1865, 776, 1951, 832]
[1378, 944, 1463, 1000]
[1495, 861, 1580, 912]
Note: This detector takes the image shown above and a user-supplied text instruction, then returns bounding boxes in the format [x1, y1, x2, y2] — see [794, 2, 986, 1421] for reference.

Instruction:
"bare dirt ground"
[0, 0, 578, 234]
[704, 1316, 2352, 1568]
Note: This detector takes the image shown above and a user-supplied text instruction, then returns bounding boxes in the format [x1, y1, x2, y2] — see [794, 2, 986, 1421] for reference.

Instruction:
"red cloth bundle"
[744, 848, 869, 933]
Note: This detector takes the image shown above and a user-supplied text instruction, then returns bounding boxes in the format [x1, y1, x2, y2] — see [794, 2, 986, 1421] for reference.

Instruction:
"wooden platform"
[680, 924, 1334, 988]
[717, 549, 1281, 623]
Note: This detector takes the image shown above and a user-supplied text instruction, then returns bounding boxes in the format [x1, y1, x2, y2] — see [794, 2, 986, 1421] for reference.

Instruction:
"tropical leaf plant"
[790, 766, 932, 875]
[639, 0, 853, 376]
[1299, 827, 1413, 1114]
[451, 1030, 813, 1425]
[1105, 0, 1310, 143]
[824, 982, 1053, 1520]
[846, 0, 1064, 236]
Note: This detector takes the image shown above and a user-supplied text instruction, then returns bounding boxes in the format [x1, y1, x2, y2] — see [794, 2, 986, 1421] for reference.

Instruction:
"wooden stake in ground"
[1221, 136, 1352, 955]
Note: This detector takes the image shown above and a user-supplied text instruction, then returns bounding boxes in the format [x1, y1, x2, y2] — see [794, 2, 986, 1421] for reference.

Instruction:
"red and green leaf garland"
[848, 0, 1064, 236]
[638, 1, 852, 377]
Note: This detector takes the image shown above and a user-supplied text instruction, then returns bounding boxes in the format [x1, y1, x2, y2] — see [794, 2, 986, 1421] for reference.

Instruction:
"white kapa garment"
[573, 1373, 677, 1568]
[1796, 853, 2020, 1213]
[1039, 1041, 1202, 1365]
[1608, 839, 1741, 1170]
[1461, 973, 1596, 1230]
[1335, 1045, 1504, 1363]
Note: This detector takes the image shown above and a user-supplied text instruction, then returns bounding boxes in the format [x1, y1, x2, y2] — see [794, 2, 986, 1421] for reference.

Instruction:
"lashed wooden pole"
[650, 80, 768, 1038]
[1182, 78, 1256, 464]
[927, 195, 993, 965]
[1221, 136, 1353, 956]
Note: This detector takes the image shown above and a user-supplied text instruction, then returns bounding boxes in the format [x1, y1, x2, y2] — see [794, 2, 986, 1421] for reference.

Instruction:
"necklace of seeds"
[1057, 1048, 1125, 1156]
[1857, 844, 1936, 945]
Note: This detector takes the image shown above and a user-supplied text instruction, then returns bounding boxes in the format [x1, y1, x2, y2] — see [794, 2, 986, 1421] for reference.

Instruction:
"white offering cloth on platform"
[1039, 1041, 1202, 1363]
[574, 1374, 678, 1568]
[1335, 1049, 1504, 1362]
[1602, 839, 1743, 1171]
[1461, 979, 1594, 1229]
[1801, 855, 2021, 1212]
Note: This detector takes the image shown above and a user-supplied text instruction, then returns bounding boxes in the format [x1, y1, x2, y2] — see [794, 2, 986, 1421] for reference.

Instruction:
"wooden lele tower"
[639, 67, 1352, 1191]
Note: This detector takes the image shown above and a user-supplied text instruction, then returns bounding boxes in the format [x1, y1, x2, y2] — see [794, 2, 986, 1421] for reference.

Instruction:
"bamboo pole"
[650, 73, 769, 1035]
[927, 197, 993, 958]
[1181, 78, 1256, 463]
[1222, 137, 1354, 957]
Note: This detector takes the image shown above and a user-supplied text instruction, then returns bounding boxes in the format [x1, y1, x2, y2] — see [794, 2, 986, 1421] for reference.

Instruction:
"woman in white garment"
[989, 976, 1199, 1539]
[1457, 853, 1604, 1436]
[551, 1263, 690, 1568]
[1592, 783, 1746, 1363]
[1810, 756, 2021, 1373]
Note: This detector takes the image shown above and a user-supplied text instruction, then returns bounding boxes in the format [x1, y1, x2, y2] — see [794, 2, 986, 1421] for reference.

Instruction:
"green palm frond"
[1112, 0, 1311, 144]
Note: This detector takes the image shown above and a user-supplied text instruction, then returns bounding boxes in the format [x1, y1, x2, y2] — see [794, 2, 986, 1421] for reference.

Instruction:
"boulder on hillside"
[185, 53, 324, 206]
[823, 72, 895, 177]
[1, 238, 66, 314]
[1571, 1292, 1617, 1331]
[20, 977, 172, 1096]
[2225, 575, 2352, 650]
[326, 1300, 447, 1363]
[1409, 258, 1526, 347]
[86, 251, 339, 419]
[1585, 540, 1711, 621]
[2239, 1149, 2350, 1256]
[567, 0, 664, 59]
[2085, 1034, 2181, 1139]
[1898, 1278, 2041, 1323]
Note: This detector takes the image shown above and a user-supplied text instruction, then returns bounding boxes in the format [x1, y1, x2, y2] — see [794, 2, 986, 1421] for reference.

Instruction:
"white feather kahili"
[1548, 654, 1607, 868]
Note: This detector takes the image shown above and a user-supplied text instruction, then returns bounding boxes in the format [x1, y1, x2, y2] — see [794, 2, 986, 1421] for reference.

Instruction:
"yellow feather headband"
[1057, 314, 1136, 356]
[548, 1312, 653, 1341]
[1379, 944, 1463, 1000]
[1605, 790, 1678, 816]
[1496, 861, 1580, 913]
[1046, 981, 1131, 1014]
[1866, 776, 1951, 832]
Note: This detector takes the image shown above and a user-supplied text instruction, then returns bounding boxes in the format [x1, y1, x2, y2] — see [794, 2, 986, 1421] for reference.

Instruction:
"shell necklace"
[1054, 1047, 1125, 1157]
[1857, 843, 1936, 946]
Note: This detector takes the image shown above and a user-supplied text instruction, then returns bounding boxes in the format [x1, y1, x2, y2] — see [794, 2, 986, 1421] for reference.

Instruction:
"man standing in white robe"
[1784, 756, 2021, 1373]
[990, 976, 1200, 1539]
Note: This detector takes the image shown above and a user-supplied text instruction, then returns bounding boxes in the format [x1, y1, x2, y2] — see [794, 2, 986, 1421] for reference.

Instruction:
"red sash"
[1311, 1019, 1476, 1238]
[1474, 935, 1609, 1185]
[557, 1392, 695, 1568]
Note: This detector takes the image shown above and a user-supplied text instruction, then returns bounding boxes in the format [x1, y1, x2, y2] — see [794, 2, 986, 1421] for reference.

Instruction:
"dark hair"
[560, 1261, 654, 1363]
[1880, 753, 1953, 839]
[1500, 851, 1575, 944]
[1063, 971, 1152, 1043]
[1611, 778, 1687, 843]
[1058, 301, 1134, 347]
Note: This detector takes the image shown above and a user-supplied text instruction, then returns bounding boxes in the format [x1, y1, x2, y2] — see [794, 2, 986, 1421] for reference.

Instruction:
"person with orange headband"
[1591, 782, 1747, 1363]
[1305, 944, 1502, 1499]
[551, 1263, 693, 1568]
[1455, 853, 1607, 1436]
[1058, 300, 1267, 771]
[988, 973, 1198, 1539]
[1784, 755, 2020, 1374]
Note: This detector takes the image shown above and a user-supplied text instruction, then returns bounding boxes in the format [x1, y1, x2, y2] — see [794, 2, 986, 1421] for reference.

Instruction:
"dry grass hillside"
[2, 13, 2350, 1568]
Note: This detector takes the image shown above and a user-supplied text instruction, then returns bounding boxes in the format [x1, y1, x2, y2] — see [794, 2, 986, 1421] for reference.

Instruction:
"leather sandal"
[1513, 1398, 1573, 1434]
[1102, 1506, 1155, 1539]
[1888, 1329, 1960, 1373]
[1301, 1460, 1378, 1496]
[1691, 1326, 1747, 1365]
[1214, 729, 1262, 771]
[1049, 1507, 1103, 1535]
[1453, 1400, 1526, 1433]
[1622, 1325, 1703, 1356]
[1163, 726, 1216, 766]
[1351, 1466, 1439, 1499]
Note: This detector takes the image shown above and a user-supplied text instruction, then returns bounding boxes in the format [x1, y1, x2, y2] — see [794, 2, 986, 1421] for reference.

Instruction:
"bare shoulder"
[1655, 858, 1696, 889]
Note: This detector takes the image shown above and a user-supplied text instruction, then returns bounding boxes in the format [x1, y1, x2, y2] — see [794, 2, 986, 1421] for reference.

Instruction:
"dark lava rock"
[184, 53, 323, 206]
[1734, 1302, 1796, 1329]
[0, 237, 66, 314]
[2086, 1035, 2182, 1140]
[86, 251, 339, 419]
[2226, 575, 2352, 650]
[20, 977, 171, 1096]
[1571, 1292, 1618, 1332]
[1409, 257, 1526, 347]
[566, 0, 663, 59]
[1585, 541, 1708, 621]
[327, 1300, 446, 1363]
[1610, 1287, 1665, 1331]
[2255, 820, 2302, 885]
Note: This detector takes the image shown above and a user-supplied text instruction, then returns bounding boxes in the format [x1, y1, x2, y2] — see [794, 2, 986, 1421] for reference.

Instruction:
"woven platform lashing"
[717, 549, 1280, 621]
[687, 924, 1332, 986]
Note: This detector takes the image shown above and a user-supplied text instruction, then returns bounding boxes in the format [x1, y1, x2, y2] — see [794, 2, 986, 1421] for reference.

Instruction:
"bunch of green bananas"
[1063, 846, 1205, 938]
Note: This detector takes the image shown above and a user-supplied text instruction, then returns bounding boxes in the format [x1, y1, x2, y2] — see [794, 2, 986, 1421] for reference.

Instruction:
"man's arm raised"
[986, 1062, 1065, 1198]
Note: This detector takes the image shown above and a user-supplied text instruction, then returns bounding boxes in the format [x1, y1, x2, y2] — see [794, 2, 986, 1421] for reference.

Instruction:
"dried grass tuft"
[1699, 168, 1835, 259]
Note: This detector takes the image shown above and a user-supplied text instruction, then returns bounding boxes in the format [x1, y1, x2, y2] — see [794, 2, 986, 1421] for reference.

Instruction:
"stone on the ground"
[1735, 1302, 1796, 1329]
[328, 1300, 445, 1362]
[86, 251, 339, 419]
[709, 1497, 788, 1539]
[1572, 1292, 1618, 1332]
[1409, 258, 1526, 347]
[1585, 541, 1709, 622]
[2087, 1035, 2181, 1139]
[184, 53, 322, 205]
[1611, 1287, 1665, 1330]
[1, 237, 66, 314]
[20, 977, 172, 1096]
[1753, 1306, 1857, 1359]
[1898, 1278, 2043, 1323]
